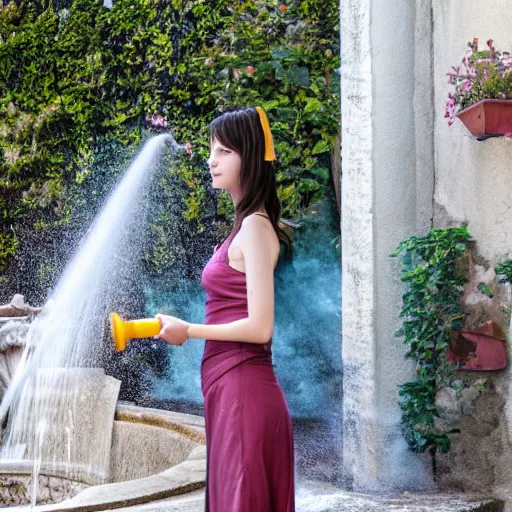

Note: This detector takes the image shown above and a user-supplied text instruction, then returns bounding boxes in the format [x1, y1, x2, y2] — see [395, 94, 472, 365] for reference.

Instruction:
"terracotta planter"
[447, 328, 507, 372]
[456, 99, 512, 140]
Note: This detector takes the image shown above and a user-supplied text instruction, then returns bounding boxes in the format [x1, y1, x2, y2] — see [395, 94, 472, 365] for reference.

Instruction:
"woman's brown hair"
[209, 107, 293, 259]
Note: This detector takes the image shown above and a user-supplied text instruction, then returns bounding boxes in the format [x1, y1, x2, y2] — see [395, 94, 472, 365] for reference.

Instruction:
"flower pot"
[447, 328, 507, 371]
[456, 99, 512, 140]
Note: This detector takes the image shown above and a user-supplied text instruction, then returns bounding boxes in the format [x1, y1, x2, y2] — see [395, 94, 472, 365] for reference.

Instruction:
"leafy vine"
[391, 225, 472, 454]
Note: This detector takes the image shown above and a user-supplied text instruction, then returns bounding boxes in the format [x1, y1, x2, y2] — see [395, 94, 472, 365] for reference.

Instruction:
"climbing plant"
[391, 224, 472, 454]
[495, 260, 512, 284]
[0, 0, 341, 280]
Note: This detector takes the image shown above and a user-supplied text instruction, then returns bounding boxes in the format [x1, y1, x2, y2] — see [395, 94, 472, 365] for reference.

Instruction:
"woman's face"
[207, 137, 242, 191]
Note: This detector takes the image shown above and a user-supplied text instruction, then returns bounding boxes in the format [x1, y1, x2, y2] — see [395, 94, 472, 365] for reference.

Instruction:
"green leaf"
[270, 47, 292, 59]
[288, 66, 310, 86]
[304, 97, 323, 113]
[312, 139, 330, 155]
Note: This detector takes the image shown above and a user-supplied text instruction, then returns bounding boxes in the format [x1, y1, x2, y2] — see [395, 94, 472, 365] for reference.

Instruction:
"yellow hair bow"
[256, 107, 276, 161]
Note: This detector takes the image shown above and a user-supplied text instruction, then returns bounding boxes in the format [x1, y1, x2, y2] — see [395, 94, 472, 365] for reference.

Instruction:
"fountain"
[0, 296, 40, 403]
[0, 134, 207, 507]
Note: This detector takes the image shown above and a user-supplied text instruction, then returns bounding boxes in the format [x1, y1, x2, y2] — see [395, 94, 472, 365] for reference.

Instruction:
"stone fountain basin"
[0, 403, 206, 509]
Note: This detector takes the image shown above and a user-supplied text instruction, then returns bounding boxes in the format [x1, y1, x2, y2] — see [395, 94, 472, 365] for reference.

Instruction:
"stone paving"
[92, 481, 504, 512]
[4, 474, 504, 512]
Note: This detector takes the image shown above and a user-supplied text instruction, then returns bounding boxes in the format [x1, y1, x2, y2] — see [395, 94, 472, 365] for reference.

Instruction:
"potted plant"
[445, 38, 512, 140]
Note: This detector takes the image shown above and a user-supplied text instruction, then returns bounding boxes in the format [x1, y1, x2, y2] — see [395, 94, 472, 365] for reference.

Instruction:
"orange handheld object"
[110, 312, 161, 352]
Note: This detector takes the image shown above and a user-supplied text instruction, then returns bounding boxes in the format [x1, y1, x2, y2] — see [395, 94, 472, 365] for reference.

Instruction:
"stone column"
[341, 0, 435, 491]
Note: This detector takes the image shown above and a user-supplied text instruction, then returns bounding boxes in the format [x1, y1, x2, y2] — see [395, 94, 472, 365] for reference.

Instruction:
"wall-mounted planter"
[456, 99, 512, 141]
[447, 328, 507, 371]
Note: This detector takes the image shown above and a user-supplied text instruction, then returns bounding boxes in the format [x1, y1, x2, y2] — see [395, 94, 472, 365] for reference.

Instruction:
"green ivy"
[391, 224, 472, 455]
[0, 0, 340, 276]
[495, 260, 512, 284]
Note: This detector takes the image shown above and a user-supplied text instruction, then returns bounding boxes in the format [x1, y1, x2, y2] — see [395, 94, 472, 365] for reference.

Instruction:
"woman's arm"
[157, 215, 276, 345]
[188, 214, 275, 344]
[187, 317, 270, 344]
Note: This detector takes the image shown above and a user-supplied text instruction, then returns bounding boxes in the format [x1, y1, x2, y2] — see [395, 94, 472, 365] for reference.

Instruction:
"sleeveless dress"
[200, 215, 295, 512]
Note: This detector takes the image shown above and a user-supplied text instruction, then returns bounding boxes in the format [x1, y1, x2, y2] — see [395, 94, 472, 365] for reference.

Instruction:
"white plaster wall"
[343, 0, 512, 496]
[433, 0, 512, 264]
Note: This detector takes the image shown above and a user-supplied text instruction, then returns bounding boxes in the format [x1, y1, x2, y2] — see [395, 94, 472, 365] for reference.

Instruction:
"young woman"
[156, 106, 295, 511]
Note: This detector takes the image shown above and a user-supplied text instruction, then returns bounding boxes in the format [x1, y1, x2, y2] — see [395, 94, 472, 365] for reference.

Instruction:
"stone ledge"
[329, 493, 504, 512]
[114, 403, 205, 444]
[22, 445, 206, 512]
[6, 470, 504, 512]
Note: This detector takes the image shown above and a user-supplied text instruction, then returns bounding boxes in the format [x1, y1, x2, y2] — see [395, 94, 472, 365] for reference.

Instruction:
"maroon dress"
[200, 218, 295, 512]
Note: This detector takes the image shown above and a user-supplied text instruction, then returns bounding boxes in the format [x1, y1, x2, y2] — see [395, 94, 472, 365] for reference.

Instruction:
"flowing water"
[0, 134, 180, 502]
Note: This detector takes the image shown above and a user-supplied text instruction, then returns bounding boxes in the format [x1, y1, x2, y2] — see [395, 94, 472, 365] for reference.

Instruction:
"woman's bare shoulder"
[240, 214, 279, 265]
[240, 213, 274, 236]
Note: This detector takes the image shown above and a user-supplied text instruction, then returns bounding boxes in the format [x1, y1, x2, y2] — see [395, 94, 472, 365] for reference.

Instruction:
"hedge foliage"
[0, 0, 340, 277]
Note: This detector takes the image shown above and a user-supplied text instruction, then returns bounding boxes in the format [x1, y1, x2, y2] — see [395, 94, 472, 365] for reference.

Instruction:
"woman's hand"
[155, 314, 190, 346]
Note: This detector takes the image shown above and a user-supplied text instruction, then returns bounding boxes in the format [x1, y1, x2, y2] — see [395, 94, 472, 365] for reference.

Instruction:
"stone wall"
[109, 421, 199, 483]
[0, 474, 87, 506]
[431, 0, 512, 504]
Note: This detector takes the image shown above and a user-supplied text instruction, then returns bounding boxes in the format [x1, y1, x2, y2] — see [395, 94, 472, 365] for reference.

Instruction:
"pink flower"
[461, 80, 472, 91]
[445, 94, 460, 126]
[149, 114, 168, 128]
